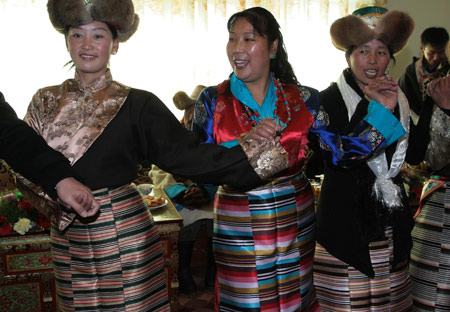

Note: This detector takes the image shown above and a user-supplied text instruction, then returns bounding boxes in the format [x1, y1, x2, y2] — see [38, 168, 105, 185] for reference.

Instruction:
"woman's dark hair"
[227, 7, 297, 84]
[345, 43, 396, 64]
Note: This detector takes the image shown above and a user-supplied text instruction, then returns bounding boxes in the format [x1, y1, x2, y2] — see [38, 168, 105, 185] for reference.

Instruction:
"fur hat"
[173, 85, 206, 111]
[47, 0, 139, 42]
[173, 85, 206, 129]
[330, 6, 414, 54]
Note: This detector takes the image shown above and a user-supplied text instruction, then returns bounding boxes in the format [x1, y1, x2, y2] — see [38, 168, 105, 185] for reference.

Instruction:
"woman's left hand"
[242, 118, 282, 142]
[363, 75, 398, 112]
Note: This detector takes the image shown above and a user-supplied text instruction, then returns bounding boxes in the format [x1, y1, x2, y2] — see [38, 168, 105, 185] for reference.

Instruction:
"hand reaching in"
[55, 177, 100, 218]
[176, 186, 210, 209]
[363, 75, 398, 112]
[428, 76, 450, 110]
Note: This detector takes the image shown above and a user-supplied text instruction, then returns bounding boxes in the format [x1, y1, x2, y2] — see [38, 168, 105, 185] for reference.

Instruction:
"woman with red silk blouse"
[192, 7, 407, 312]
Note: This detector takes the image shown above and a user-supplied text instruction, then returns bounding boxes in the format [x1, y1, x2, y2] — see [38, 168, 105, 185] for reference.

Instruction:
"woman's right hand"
[363, 75, 398, 112]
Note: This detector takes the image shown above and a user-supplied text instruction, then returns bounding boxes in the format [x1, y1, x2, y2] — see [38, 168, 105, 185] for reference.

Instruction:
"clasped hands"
[363, 75, 398, 112]
[241, 118, 282, 143]
[239, 118, 289, 180]
[428, 76, 450, 110]
[56, 177, 100, 218]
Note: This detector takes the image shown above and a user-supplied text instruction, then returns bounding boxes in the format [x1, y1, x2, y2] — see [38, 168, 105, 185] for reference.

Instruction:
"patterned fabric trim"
[239, 137, 289, 181]
[413, 178, 447, 219]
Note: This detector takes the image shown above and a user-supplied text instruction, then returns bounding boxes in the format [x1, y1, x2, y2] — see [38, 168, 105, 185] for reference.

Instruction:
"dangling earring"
[270, 54, 276, 59]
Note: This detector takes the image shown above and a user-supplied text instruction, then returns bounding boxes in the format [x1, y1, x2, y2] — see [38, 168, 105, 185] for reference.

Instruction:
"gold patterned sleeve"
[24, 89, 46, 136]
[239, 137, 289, 181]
[14, 89, 77, 231]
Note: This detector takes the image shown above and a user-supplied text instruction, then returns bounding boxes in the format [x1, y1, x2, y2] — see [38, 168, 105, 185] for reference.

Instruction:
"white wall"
[387, 0, 450, 79]
[2, 1, 448, 119]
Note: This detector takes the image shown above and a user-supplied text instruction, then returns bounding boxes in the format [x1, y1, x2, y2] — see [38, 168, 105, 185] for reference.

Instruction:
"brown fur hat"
[173, 85, 206, 111]
[330, 6, 414, 54]
[173, 85, 206, 129]
[47, 0, 139, 42]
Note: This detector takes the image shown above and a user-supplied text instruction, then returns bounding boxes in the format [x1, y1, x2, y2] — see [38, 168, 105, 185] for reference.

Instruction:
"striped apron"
[50, 184, 169, 311]
[214, 174, 320, 312]
[410, 177, 450, 311]
[314, 228, 412, 311]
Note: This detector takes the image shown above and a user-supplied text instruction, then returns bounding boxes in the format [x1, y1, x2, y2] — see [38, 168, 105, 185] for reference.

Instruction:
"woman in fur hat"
[18, 1, 291, 311]
[309, 6, 415, 311]
[192, 6, 408, 312]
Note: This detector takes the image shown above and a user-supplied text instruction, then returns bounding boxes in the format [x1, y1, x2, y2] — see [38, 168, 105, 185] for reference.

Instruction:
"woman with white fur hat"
[311, 6, 415, 311]
[18, 1, 290, 311]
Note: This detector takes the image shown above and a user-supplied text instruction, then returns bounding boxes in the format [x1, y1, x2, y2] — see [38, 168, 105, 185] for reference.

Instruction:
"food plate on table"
[143, 195, 167, 211]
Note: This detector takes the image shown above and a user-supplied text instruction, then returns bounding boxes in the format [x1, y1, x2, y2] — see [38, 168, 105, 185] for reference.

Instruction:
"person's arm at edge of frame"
[0, 92, 99, 217]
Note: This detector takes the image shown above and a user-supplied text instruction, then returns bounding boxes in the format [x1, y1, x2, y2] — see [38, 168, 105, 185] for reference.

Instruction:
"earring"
[270, 54, 276, 59]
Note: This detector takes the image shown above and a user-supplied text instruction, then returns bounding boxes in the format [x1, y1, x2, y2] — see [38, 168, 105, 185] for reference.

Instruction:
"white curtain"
[0, 0, 386, 119]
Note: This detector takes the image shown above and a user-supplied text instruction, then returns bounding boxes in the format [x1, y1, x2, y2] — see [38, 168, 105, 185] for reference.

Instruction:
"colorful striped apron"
[214, 175, 319, 311]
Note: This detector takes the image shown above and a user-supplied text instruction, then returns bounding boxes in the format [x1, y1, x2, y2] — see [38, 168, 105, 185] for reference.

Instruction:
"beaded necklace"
[243, 73, 291, 130]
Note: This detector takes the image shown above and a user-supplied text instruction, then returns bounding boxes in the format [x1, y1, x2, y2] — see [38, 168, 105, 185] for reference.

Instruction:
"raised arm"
[306, 85, 407, 168]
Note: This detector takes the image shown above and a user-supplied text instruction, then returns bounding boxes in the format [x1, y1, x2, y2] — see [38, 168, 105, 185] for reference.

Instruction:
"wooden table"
[152, 189, 183, 311]
[0, 189, 183, 312]
[0, 232, 54, 311]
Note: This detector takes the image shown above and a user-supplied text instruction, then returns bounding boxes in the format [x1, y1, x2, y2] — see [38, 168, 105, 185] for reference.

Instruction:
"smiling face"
[346, 39, 391, 89]
[67, 21, 119, 86]
[226, 18, 277, 87]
